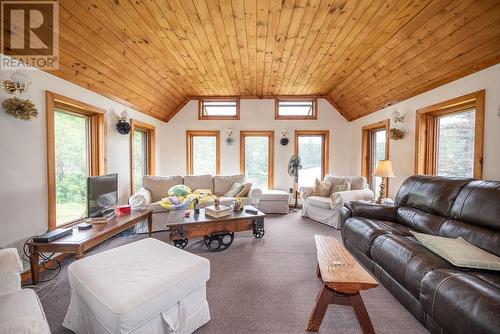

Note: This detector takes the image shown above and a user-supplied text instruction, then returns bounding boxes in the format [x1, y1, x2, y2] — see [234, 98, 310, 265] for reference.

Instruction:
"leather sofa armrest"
[348, 200, 398, 222]
[339, 205, 353, 231]
[128, 188, 153, 209]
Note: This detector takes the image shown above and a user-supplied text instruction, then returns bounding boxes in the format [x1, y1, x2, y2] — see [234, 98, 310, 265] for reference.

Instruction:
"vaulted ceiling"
[45, 0, 500, 121]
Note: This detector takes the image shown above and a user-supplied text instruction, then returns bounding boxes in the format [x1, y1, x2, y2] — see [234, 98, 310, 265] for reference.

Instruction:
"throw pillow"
[236, 182, 252, 197]
[193, 188, 213, 196]
[410, 231, 500, 271]
[168, 184, 192, 197]
[313, 179, 332, 197]
[334, 179, 351, 193]
[224, 182, 244, 197]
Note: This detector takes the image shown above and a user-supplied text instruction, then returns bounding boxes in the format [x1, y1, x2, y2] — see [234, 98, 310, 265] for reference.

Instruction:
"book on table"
[205, 205, 231, 218]
[89, 211, 116, 224]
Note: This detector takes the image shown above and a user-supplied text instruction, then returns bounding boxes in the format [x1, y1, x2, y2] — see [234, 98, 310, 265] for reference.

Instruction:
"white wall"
[165, 99, 351, 191]
[349, 63, 500, 198]
[0, 66, 168, 250]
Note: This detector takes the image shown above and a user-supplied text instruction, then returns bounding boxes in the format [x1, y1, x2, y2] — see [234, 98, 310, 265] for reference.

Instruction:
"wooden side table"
[28, 210, 152, 284]
[306, 235, 379, 333]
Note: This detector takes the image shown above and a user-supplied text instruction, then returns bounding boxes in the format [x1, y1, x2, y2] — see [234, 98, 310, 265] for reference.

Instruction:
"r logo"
[1, 1, 59, 70]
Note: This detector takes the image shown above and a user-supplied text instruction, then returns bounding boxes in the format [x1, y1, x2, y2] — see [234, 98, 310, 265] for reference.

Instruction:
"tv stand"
[28, 209, 152, 284]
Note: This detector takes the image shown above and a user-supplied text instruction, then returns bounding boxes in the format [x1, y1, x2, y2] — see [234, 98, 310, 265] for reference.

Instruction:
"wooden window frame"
[46, 91, 107, 231]
[198, 98, 240, 120]
[294, 130, 330, 181]
[186, 130, 221, 175]
[361, 120, 390, 197]
[275, 96, 318, 120]
[130, 120, 156, 194]
[415, 90, 485, 178]
[240, 131, 275, 189]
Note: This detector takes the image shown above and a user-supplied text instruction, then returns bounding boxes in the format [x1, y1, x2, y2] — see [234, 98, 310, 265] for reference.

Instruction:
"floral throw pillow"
[313, 179, 332, 197]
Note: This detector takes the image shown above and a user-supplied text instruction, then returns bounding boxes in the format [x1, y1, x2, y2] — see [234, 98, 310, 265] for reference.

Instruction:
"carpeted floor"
[35, 212, 428, 333]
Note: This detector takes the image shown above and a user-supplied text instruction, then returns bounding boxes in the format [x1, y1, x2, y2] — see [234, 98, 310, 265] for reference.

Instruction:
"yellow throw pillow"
[313, 179, 332, 197]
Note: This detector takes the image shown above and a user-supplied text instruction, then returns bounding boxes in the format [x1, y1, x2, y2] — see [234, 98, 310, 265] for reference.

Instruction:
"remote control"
[245, 208, 258, 214]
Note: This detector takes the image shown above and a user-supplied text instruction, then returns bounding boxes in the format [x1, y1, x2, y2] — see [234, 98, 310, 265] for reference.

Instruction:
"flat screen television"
[87, 173, 118, 218]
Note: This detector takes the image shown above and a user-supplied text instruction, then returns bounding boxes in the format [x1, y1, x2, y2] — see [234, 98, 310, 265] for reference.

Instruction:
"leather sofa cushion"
[451, 180, 500, 231]
[420, 269, 500, 334]
[396, 207, 447, 234]
[371, 235, 453, 298]
[394, 175, 471, 216]
[343, 217, 411, 257]
[437, 219, 500, 257]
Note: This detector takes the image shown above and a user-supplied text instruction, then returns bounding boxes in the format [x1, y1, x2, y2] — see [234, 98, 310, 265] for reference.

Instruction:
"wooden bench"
[306, 235, 379, 333]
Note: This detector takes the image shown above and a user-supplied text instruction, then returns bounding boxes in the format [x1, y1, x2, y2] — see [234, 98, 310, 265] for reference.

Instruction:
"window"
[415, 90, 484, 178]
[240, 131, 274, 189]
[294, 130, 329, 187]
[361, 120, 389, 196]
[130, 120, 156, 194]
[275, 98, 317, 120]
[199, 98, 239, 120]
[46, 92, 107, 229]
[186, 131, 220, 175]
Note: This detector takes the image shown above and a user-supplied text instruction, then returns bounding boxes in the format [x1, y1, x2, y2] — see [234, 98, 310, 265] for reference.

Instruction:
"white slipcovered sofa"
[0, 248, 51, 334]
[300, 176, 374, 229]
[129, 174, 263, 231]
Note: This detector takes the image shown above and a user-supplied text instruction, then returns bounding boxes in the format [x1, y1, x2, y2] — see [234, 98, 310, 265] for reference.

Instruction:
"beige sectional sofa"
[129, 174, 263, 231]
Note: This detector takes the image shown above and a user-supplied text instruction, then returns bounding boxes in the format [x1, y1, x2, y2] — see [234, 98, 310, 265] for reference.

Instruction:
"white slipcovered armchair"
[0, 248, 50, 333]
[300, 176, 374, 229]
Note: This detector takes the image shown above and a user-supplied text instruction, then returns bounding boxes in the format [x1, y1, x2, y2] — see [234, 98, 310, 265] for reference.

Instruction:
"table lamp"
[373, 160, 395, 204]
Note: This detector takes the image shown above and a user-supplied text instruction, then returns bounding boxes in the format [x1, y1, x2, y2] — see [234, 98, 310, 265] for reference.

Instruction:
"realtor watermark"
[1, 1, 59, 70]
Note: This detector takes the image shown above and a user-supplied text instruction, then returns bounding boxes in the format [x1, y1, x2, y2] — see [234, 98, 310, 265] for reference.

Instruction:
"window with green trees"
[295, 131, 329, 188]
[54, 110, 89, 225]
[369, 129, 387, 195]
[240, 131, 274, 189]
[436, 110, 475, 177]
[186, 131, 220, 175]
[132, 129, 147, 192]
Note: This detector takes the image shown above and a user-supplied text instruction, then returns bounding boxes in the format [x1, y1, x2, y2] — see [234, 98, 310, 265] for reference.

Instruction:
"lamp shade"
[373, 160, 395, 178]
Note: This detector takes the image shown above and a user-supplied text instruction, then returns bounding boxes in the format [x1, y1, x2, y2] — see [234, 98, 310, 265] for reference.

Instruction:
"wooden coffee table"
[306, 235, 379, 333]
[166, 205, 265, 252]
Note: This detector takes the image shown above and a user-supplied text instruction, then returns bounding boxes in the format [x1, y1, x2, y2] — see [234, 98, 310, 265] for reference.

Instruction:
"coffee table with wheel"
[166, 205, 266, 252]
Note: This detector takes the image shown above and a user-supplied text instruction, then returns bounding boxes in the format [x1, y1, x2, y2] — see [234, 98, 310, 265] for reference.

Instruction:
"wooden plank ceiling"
[46, 0, 500, 121]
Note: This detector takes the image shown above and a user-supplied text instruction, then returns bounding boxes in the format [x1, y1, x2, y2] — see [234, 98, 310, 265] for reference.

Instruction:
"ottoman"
[63, 238, 210, 334]
[258, 190, 289, 214]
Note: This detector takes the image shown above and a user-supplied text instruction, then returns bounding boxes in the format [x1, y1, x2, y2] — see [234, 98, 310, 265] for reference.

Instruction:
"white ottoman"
[63, 238, 210, 334]
[258, 190, 290, 214]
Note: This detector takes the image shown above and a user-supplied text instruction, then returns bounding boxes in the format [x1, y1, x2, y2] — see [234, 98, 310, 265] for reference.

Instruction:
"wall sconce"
[2, 71, 30, 95]
[280, 128, 289, 146]
[225, 128, 234, 145]
[391, 108, 405, 124]
[111, 109, 131, 135]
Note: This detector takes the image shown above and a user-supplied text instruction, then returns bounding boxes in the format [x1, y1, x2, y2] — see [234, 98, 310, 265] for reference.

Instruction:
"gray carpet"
[35, 212, 428, 333]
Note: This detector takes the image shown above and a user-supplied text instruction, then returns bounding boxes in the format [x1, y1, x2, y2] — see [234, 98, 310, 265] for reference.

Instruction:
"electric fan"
[288, 155, 302, 209]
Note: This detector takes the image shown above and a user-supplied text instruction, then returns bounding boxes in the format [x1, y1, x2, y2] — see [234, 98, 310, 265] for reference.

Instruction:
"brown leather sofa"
[340, 175, 500, 334]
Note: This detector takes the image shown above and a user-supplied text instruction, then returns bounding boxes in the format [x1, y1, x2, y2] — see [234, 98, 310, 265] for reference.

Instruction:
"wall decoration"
[2, 97, 38, 120]
[391, 108, 405, 124]
[280, 128, 289, 146]
[389, 128, 404, 140]
[113, 110, 131, 135]
[2, 71, 30, 95]
[225, 128, 234, 145]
